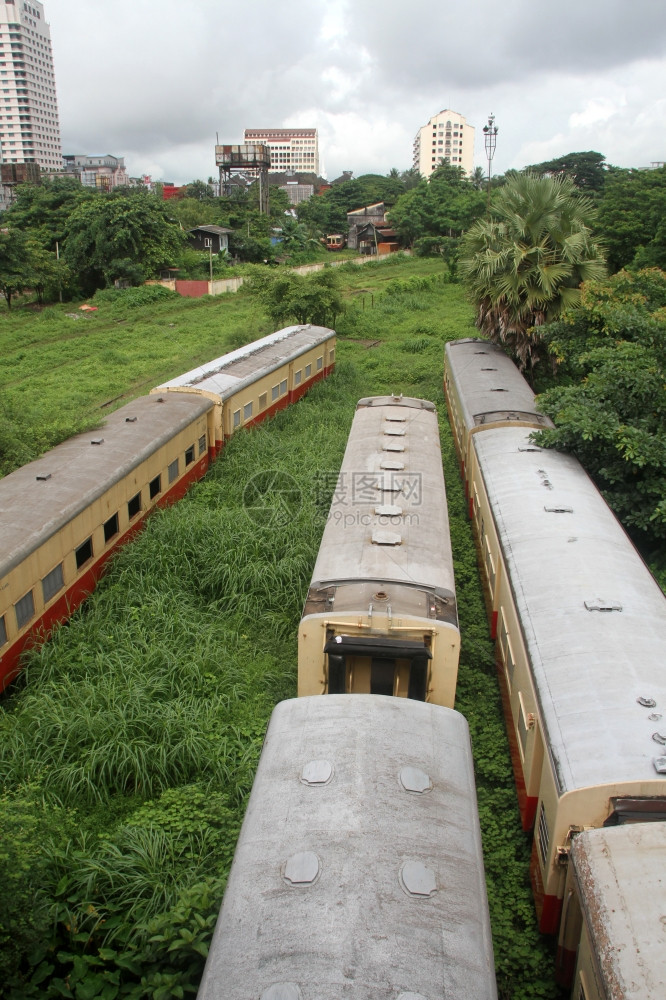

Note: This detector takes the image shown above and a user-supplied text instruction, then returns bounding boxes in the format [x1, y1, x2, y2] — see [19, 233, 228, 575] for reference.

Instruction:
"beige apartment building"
[243, 127, 319, 176]
[0, 0, 61, 171]
[413, 110, 474, 178]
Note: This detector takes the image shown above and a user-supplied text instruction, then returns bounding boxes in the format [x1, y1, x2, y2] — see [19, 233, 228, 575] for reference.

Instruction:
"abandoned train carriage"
[197, 696, 497, 1000]
[469, 425, 666, 934]
[0, 393, 214, 690]
[151, 324, 336, 456]
[299, 395, 460, 706]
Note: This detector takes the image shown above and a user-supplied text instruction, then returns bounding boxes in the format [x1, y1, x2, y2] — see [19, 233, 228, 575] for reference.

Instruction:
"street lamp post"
[482, 114, 498, 217]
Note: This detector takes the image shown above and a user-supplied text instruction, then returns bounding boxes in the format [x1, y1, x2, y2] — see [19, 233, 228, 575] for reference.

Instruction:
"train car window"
[305, 364, 312, 378]
[604, 797, 666, 825]
[271, 385, 279, 401]
[233, 409, 241, 428]
[128, 492, 141, 519]
[244, 402, 253, 420]
[537, 802, 550, 868]
[15, 589, 35, 629]
[0, 614, 6, 647]
[317, 356, 323, 371]
[198, 434, 206, 456]
[294, 370, 302, 385]
[42, 563, 64, 603]
[104, 513, 119, 543]
[75, 538, 93, 570]
[168, 458, 179, 484]
[280, 379, 287, 396]
[149, 475, 161, 500]
[329, 349, 335, 363]
[259, 393, 267, 410]
[185, 445, 195, 466]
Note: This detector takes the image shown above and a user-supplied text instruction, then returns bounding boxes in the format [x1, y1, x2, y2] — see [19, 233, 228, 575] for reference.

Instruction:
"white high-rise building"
[0, 0, 61, 172]
[413, 110, 474, 179]
[243, 128, 319, 176]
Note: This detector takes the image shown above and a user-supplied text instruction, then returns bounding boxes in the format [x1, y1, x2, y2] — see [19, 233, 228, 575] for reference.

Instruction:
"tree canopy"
[387, 162, 485, 252]
[63, 188, 188, 292]
[534, 269, 666, 545]
[523, 151, 608, 193]
[459, 172, 606, 368]
[595, 165, 666, 273]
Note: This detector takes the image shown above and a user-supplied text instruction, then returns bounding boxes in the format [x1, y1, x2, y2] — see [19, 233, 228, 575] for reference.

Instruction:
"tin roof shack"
[346, 201, 387, 249]
[356, 222, 400, 256]
[186, 225, 232, 253]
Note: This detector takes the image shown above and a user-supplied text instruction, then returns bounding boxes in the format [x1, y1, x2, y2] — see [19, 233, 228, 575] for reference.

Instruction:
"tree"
[523, 151, 608, 193]
[250, 268, 343, 327]
[0, 228, 33, 308]
[534, 270, 666, 543]
[63, 189, 188, 293]
[2, 176, 94, 252]
[459, 172, 606, 369]
[596, 165, 666, 272]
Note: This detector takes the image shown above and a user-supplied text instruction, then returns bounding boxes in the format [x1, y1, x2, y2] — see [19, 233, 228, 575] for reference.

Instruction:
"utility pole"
[483, 114, 498, 217]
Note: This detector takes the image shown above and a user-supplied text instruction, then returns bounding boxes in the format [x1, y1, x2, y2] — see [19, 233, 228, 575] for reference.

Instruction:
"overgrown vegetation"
[0, 258, 565, 998]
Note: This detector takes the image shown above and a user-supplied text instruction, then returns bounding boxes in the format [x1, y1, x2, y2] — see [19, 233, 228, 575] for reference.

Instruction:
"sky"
[49, 0, 666, 184]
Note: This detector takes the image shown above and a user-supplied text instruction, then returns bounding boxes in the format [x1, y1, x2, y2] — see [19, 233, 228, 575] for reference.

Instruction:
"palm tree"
[459, 172, 606, 369]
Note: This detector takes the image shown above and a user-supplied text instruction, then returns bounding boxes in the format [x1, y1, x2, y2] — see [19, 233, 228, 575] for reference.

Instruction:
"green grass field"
[0, 259, 562, 999]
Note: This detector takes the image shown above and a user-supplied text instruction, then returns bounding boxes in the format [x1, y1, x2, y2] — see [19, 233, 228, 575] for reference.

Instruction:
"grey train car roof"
[473, 427, 666, 794]
[444, 338, 552, 430]
[570, 823, 666, 999]
[309, 396, 456, 597]
[197, 695, 497, 1000]
[0, 393, 213, 577]
[153, 325, 334, 400]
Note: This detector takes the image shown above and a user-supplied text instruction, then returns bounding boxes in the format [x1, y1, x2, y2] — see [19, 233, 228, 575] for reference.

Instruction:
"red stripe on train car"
[530, 840, 562, 934]
[554, 944, 577, 988]
[0, 457, 210, 692]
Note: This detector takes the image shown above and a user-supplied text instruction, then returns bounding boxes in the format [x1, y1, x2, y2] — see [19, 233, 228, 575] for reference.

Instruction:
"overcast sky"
[49, 0, 666, 184]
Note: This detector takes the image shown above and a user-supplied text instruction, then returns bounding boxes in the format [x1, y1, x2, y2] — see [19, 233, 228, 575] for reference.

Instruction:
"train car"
[443, 338, 552, 508]
[197, 695, 498, 1000]
[0, 392, 214, 691]
[298, 396, 460, 706]
[468, 425, 666, 933]
[556, 822, 666, 996]
[151, 324, 336, 457]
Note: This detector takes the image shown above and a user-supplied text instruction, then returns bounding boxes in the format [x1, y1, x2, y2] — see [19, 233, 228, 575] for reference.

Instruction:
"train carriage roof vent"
[385, 414, 407, 422]
[261, 985, 302, 1000]
[380, 460, 405, 470]
[480, 367, 498, 371]
[490, 387, 509, 392]
[584, 599, 623, 612]
[372, 529, 402, 546]
[90, 438, 104, 445]
[376, 475, 402, 492]
[375, 504, 403, 517]
[400, 766, 433, 794]
[400, 861, 437, 897]
[544, 505, 574, 513]
[35, 472, 52, 481]
[397, 994, 428, 1000]
[382, 442, 405, 452]
[283, 852, 320, 886]
[637, 697, 657, 708]
[653, 756, 666, 775]
[301, 760, 333, 786]
[519, 446, 543, 452]
[125, 416, 137, 423]
[384, 427, 406, 437]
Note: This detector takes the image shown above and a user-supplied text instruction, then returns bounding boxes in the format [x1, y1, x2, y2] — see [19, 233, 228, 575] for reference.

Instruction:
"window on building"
[271, 385, 279, 401]
[204, 237, 212, 248]
[280, 379, 287, 395]
[149, 474, 161, 499]
[128, 492, 141, 519]
[75, 538, 93, 570]
[259, 392, 267, 410]
[104, 512, 119, 543]
[316, 356, 323, 371]
[305, 364, 312, 377]
[41, 562, 64, 603]
[185, 445, 195, 466]
[294, 370, 302, 385]
[168, 458, 179, 484]
[233, 409, 241, 428]
[198, 434, 206, 456]
[243, 401, 253, 420]
[14, 589, 34, 629]
[0, 614, 6, 646]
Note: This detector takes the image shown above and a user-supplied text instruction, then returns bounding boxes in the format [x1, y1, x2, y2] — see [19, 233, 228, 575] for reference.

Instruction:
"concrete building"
[413, 110, 474, 178]
[0, 0, 61, 172]
[62, 154, 129, 190]
[243, 127, 319, 176]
